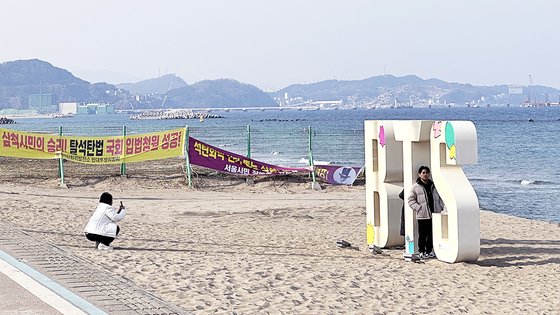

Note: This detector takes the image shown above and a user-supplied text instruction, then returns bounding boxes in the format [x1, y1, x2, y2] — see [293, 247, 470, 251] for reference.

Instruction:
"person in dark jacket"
[399, 189, 405, 236]
[407, 166, 444, 259]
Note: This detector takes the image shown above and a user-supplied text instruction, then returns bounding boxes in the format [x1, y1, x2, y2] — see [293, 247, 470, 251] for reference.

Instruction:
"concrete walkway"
[0, 223, 189, 315]
[0, 272, 61, 314]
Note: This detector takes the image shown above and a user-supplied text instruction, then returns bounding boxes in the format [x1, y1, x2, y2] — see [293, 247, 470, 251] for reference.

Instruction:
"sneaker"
[427, 251, 436, 259]
[369, 245, 383, 254]
[97, 243, 113, 251]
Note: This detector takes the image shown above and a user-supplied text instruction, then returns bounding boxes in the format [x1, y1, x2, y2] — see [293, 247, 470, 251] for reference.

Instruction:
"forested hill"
[0, 59, 117, 109]
[116, 74, 188, 95]
[0, 59, 88, 86]
[117, 76, 277, 108]
[165, 79, 277, 108]
[0, 59, 276, 109]
[274, 75, 560, 106]
[2, 59, 558, 110]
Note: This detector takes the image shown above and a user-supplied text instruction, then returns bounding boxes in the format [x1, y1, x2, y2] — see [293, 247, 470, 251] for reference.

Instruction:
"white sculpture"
[365, 120, 480, 263]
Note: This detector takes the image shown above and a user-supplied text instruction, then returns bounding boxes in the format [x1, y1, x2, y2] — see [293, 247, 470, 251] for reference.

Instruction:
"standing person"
[399, 189, 405, 237]
[84, 192, 126, 250]
[407, 166, 444, 259]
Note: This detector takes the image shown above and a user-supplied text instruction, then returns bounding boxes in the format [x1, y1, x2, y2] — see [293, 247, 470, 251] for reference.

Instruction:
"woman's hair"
[99, 192, 113, 205]
[418, 165, 431, 174]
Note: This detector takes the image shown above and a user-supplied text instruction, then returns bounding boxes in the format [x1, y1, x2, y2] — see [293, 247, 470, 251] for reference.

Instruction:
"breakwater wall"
[130, 110, 222, 120]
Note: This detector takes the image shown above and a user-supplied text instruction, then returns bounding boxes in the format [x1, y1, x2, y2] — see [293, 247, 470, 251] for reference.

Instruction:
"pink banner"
[188, 137, 309, 176]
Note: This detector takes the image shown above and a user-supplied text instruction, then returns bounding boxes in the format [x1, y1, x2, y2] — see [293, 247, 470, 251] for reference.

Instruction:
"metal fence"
[0, 124, 365, 188]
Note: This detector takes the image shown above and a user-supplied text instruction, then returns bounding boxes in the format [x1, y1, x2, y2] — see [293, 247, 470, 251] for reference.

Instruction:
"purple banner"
[188, 137, 309, 176]
[314, 165, 363, 185]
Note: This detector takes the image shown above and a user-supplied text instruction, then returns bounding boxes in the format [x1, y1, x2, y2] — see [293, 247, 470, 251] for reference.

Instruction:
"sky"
[2, 0, 559, 90]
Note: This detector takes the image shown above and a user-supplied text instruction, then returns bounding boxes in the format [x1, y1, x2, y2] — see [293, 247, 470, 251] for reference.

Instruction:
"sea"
[7, 106, 560, 224]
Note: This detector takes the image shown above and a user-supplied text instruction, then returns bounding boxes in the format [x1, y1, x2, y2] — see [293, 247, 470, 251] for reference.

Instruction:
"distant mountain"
[0, 59, 88, 86]
[0, 60, 276, 110]
[274, 75, 560, 106]
[116, 74, 188, 95]
[0, 59, 122, 109]
[165, 79, 277, 108]
[2, 59, 558, 111]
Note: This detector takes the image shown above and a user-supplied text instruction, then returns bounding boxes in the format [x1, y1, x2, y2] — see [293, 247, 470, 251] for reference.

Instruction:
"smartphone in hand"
[118, 201, 124, 213]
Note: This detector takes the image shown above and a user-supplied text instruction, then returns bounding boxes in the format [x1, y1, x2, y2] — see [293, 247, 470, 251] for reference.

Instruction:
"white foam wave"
[298, 158, 332, 165]
[218, 143, 236, 147]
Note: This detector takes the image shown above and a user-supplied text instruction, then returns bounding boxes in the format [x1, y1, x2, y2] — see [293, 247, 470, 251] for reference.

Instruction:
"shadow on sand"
[474, 238, 560, 267]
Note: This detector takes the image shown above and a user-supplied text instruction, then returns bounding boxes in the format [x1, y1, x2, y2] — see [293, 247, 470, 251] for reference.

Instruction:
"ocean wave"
[467, 178, 487, 182]
[298, 158, 332, 165]
[470, 178, 557, 186]
[514, 179, 556, 186]
[518, 180, 558, 186]
[217, 143, 238, 147]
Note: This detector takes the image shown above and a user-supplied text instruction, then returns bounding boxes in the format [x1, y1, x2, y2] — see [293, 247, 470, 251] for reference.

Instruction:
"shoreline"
[1, 114, 74, 119]
[0, 156, 557, 225]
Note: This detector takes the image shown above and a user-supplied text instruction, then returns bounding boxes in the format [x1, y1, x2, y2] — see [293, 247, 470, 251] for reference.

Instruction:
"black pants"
[417, 219, 433, 253]
[85, 226, 120, 246]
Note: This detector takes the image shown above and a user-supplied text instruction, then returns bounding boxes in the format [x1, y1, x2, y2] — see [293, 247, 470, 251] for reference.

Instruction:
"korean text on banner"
[62, 128, 184, 164]
[1, 128, 60, 159]
[189, 136, 309, 176]
[0, 128, 185, 164]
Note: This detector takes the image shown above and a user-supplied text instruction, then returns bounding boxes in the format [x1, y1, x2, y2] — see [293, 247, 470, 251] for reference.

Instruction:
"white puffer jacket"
[84, 203, 126, 237]
[407, 179, 444, 220]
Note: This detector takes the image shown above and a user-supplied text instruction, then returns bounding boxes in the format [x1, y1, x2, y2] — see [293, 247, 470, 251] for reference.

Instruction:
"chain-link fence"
[0, 124, 365, 187]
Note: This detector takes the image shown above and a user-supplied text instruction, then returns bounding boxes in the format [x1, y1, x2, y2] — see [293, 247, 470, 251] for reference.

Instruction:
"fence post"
[308, 126, 321, 190]
[246, 124, 254, 185]
[184, 125, 192, 188]
[246, 125, 251, 158]
[57, 126, 66, 188]
[120, 125, 126, 176]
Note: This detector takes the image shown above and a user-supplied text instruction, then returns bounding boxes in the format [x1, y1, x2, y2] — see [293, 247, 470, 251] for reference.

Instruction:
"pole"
[184, 125, 192, 188]
[245, 125, 255, 185]
[247, 125, 251, 158]
[57, 126, 65, 187]
[308, 126, 320, 190]
[120, 125, 126, 176]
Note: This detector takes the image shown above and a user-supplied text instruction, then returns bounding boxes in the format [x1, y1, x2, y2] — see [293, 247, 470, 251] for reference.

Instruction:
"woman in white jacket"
[84, 192, 126, 250]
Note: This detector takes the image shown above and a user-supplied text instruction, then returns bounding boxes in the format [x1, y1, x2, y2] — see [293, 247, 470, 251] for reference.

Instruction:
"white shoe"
[97, 243, 113, 251]
[427, 251, 436, 259]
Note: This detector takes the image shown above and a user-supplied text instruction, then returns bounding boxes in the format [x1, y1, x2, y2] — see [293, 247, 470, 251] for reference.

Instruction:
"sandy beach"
[0, 157, 559, 314]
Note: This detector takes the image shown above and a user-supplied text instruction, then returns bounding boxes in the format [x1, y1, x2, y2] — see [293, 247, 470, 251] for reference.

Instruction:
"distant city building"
[59, 102, 78, 115]
[76, 103, 114, 115]
[28, 94, 57, 113]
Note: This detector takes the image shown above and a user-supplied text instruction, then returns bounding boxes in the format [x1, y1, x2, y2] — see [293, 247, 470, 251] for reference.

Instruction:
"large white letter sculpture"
[364, 121, 404, 248]
[365, 120, 480, 263]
